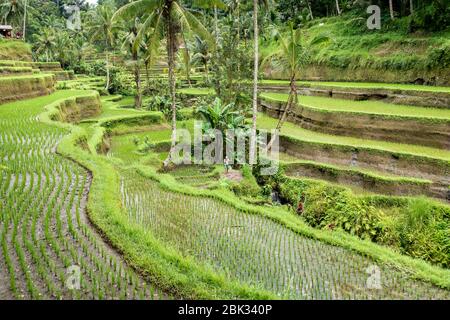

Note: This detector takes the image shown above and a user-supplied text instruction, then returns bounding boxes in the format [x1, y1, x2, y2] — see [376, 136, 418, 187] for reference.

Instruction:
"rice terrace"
[0, 0, 449, 307]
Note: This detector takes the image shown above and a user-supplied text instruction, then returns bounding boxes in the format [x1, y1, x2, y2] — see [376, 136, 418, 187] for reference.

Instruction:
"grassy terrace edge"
[39, 91, 275, 300]
[258, 80, 450, 94]
[259, 93, 450, 123]
[36, 91, 450, 294]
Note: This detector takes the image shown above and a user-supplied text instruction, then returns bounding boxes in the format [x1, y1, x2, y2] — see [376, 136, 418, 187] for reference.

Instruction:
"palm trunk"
[249, 0, 259, 166]
[306, 1, 314, 20]
[105, 51, 110, 91]
[181, 35, 192, 87]
[164, 16, 178, 167]
[214, 5, 219, 43]
[410, 0, 414, 15]
[145, 60, 151, 91]
[267, 77, 297, 151]
[236, 0, 241, 75]
[23, 0, 27, 40]
[204, 61, 209, 79]
[237, 0, 241, 42]
[335, 0, 341, 16]
[389, 0, 395, 20]
[134, 53, 142, 109]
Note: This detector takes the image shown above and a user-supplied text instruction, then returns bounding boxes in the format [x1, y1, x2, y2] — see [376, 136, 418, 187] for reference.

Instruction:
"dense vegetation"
[0, 0, 449, 301]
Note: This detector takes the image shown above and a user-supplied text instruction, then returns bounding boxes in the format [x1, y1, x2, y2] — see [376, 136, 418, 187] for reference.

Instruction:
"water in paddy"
[120, 170, 450, 300]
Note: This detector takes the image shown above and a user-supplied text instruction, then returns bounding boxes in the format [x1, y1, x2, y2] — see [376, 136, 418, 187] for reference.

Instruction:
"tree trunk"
[105, 51, 110, 91]
[249, 0, 259, 166]
[23, 0, 27, 40]
[204, 61, 209, 79]
[181, 35, 192, 88]
[267, 77, 297, 151]
[410, 0, 414, 15]
[306, 1, 314, 20]
[134, 53, 142, 109]
[389, 0, 395, 20]
[335, 0, 341, 16]
[145, 60, 151, 91]
[237, 0, 241, 42]
[164, 16, 178, 167]
[214, 5, 219, 43]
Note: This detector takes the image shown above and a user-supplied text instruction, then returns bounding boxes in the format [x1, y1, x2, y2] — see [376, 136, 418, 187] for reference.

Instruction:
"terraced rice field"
[259, 80, 450, 93]
[260, 92, 450, 120]
[120, 170, 450, 299]
[0, 91, 166, 300]
[257, 113, 450, 161]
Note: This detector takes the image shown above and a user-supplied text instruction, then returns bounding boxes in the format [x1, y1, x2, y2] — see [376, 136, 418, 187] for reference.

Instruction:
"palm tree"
[191, 35, 211, 79]
[177, 43, 192, 87]
[89, 3, 118, 91]
[113, 0, 214, 167]
[263, 25, 329, 150]
[34, 28, 56, 62]
[53, 32, 71, 68]
[122, 18, 144, 108]
[0, 0, 25, 26]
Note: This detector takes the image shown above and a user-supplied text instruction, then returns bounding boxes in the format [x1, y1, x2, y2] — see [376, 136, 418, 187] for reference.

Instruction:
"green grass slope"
[261, 14, 450, 85]
[0, 39, 32, 61]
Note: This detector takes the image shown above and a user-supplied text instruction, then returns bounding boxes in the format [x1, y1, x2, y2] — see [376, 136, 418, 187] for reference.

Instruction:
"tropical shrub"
[231, 165, 261, 198]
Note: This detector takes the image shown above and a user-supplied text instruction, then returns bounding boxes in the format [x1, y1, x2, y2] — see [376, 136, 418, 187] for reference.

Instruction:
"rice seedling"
[0, 92, 168, 300]
[260, 92, 450, 120]
[119, 170, 450, 300]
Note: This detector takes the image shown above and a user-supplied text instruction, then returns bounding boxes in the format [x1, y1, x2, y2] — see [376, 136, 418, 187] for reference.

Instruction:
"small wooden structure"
[0, 25, 13, 38]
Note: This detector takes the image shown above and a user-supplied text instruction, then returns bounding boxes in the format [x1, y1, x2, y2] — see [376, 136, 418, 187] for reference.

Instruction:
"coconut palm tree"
[0, 0, 24, 26]
[113, 0, 214, 167]
[53, 32, 71, 68]
[121, 18, 145, 108]
[89, 3, 118, 91]
[191, 35, 211, 78]
[263, 24, 329, 150]
[177, 43, 192, 87]
[34, 28, 56, 62]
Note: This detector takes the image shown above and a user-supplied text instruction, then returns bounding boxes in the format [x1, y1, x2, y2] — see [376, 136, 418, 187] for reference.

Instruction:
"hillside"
[261, 14, 450, 85]
[0, 39, 32, 61]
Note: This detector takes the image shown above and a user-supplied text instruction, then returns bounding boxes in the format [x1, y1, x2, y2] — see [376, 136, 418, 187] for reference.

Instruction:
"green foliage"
[300, 184, 382, 241]
[231, 165, 261, 198]
[195, 97, 246, 132]
[264, 169, 450, 267]
[395, 199, 450, 267]
[109, 66, 134, 95]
